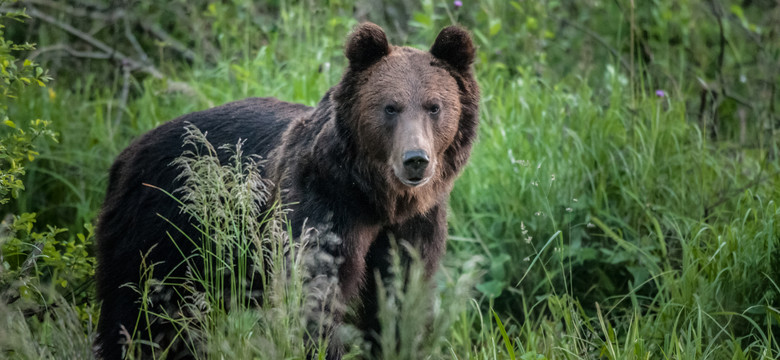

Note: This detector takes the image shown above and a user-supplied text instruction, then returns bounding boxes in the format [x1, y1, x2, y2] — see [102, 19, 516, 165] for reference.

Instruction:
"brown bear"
[94, 22, 479, 359]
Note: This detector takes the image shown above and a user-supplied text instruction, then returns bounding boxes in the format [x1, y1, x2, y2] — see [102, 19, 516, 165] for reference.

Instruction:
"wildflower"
[573, 198, 578, 202]
[454, 0, 463, 7]
[525, 236, 532, 244]
[566, 207, 573, 212]
[587, 222, 595, 228]
[551, 174, 556, 181]
[523, 256, 530, 262]
[655, 89, 666, 98]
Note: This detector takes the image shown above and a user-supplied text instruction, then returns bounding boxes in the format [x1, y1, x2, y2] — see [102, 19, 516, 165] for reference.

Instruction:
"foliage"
[0, 5, 96, 356]
[0, 297, 95, 360]
[0, 5, 53, 203]
[1, 0, 778, 358]
[117, 127, 321, 358]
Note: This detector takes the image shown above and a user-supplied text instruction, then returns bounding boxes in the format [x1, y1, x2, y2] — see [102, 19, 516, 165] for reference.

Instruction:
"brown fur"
[93, 22, 479, 359]
[269, 24, 479, 356]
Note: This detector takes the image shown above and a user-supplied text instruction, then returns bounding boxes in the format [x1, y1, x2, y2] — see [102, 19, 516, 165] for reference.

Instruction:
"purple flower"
[454, 0, 463, 7]
[655, 89, 666, 98]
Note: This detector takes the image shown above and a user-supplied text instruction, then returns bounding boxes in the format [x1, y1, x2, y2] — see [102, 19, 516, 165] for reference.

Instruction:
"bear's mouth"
[392, 158, 435, 188]
[398, 175, 431, 187]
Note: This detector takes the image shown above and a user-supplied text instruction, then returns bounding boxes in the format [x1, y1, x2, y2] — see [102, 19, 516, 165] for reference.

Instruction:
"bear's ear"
[430, 26, 475, 72]
[345, 22, 390, 70]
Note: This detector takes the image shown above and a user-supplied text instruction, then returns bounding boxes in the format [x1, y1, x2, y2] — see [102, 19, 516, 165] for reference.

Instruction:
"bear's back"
[94, 97, 313, 347]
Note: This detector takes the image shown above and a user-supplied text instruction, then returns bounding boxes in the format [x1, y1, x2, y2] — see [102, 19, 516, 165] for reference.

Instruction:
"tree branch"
[124, 17, 149, 63]
[21, 0, 123, 21]
[28, 43, 112, 60]
[25, 5, 163, 78]
[139, 22, 198, 62]
[114, 63, 131, 127]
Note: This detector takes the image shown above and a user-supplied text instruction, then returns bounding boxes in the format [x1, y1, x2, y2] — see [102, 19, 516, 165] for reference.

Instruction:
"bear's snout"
[395, 149, 431, 187]
[402, 150, 429, 181]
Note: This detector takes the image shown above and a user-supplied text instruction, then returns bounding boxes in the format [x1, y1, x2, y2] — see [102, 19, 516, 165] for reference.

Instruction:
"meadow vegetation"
[1, 0, 778, 358]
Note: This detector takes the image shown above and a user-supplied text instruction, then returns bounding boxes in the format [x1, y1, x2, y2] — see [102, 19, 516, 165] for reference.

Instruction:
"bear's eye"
[385, 105, 398, 115]
[429, 105, 440, 115]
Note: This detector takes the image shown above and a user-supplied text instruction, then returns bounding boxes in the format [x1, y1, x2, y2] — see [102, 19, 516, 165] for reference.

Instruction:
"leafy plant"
[0, 5, 54, 203]
[0, 1, 58, 289]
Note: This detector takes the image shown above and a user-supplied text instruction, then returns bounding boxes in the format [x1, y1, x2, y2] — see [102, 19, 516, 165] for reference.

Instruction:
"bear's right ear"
[345, 22, 390, 71]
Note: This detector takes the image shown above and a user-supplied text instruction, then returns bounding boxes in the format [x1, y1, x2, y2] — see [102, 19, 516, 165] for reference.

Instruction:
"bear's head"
[333, 23, 479, 196]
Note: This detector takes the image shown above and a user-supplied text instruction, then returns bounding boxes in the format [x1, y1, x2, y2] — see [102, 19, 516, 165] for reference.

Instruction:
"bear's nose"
[402, 150, 429, 179]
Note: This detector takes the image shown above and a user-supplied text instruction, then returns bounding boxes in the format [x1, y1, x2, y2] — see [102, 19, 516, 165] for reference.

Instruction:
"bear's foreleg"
[355, 204, 448, 356]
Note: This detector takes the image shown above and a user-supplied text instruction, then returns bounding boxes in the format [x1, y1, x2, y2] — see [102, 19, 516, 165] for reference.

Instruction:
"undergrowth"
[1, 0, 778, 359]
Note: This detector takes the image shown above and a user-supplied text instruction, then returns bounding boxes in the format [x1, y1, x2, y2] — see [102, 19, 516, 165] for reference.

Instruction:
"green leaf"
[413, 12, 432, 27]
[489, 19, 502, 37]
[472, 28, 489, 46]
[476, 280, 506, 298]
[493, 309, 516, 360]
[729, 5, 744, 20]
[526, 17, 538, 31]
[490, 253, 511, 280]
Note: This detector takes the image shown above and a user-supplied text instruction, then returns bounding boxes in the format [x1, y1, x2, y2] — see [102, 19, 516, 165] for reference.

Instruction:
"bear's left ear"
[430, 26, 475, 72]
[345, 22, 391, 71]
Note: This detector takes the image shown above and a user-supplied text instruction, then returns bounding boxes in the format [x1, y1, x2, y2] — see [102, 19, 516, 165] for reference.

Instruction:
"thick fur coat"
[94, 23, 479, 359]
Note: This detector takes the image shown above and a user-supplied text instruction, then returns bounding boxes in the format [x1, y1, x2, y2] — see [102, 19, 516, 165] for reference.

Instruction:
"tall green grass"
[121, 125, 319, 359]
[1, 0, 778, 359]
